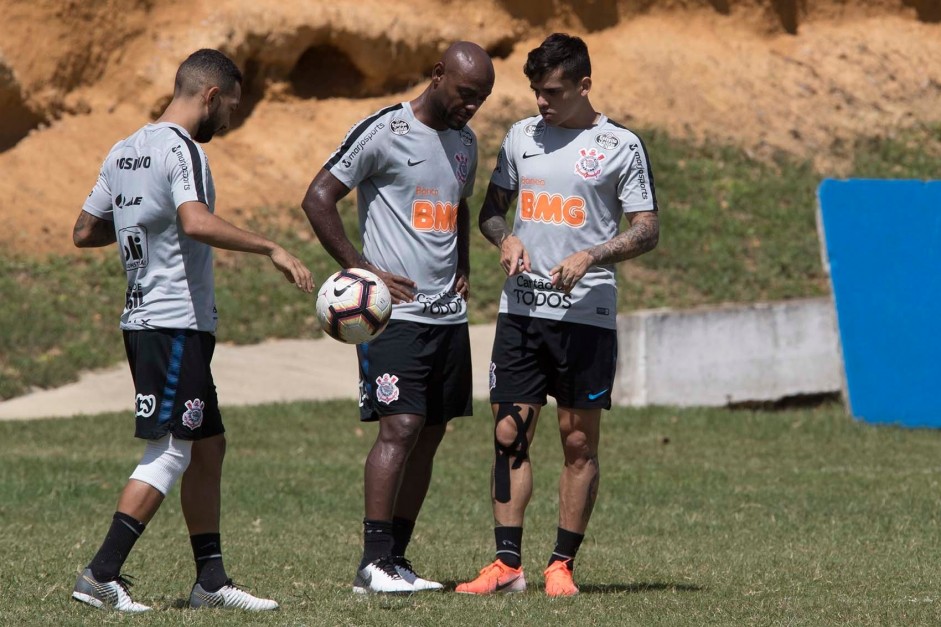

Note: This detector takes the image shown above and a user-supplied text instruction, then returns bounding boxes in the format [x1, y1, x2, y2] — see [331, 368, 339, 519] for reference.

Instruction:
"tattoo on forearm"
[588, 213, 659, 265]
[73, 211, 116, 247]
[480, 215, 511, 247]
[479, 185, 516, 247]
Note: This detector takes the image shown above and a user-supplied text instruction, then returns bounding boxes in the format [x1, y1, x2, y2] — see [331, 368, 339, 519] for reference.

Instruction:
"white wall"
[613, 297, 842, 407]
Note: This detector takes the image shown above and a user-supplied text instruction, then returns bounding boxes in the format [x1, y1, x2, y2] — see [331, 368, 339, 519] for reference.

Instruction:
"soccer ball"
[316, 268, 392, 344]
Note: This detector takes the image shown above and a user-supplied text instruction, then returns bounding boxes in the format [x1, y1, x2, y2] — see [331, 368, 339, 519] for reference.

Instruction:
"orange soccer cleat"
[455, 559, 526, 595]
[543, 560, 579, 597]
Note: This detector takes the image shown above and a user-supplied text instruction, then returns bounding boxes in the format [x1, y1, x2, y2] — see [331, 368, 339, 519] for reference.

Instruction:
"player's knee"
[129, 435, 193, 496]
[380, 414, 426, 446]
[494, 416, 520, 449]
[562, 430, 596, 466]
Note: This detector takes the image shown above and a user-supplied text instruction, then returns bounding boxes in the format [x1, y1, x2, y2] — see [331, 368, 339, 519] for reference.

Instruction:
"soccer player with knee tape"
[456, 33, 660, 597]
[70, 48, 313, 612]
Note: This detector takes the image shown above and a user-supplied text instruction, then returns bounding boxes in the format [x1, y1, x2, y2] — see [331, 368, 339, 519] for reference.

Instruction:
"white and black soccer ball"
[316, 268, 392, 344]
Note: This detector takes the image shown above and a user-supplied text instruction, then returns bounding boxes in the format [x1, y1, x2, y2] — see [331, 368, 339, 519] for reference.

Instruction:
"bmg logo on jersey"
[119, 225, 148, 270]
[518, 190, 586, 228]
[412, 200, 458, 232]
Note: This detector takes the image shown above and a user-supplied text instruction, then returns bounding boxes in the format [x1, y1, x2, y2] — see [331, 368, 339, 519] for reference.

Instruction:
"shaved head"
[440, 41, 495, 84]
[423, 41, 494, 130]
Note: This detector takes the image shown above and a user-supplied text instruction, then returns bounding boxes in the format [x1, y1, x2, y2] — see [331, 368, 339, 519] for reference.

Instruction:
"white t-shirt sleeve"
[165, 141, 207, 210]
[618, 138, 657, 213]
[326, 118, 385, 191]
[82, 163, 114, 221]
[490, 126, 518, 191]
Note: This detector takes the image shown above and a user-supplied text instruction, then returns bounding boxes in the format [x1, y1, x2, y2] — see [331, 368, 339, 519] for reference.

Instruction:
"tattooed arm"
[72, 210, 116, 248]
[549, 210, 660, 293]
[587, 210, 660, 265]
[479, 181, 530, 276]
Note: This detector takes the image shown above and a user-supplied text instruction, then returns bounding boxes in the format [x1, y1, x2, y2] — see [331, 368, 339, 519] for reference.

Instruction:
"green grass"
[3, 399, 941, 625]
[4, 125, 940, 400]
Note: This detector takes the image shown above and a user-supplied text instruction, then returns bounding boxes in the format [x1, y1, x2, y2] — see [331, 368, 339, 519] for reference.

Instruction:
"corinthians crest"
[182, 398, 205, 430]
[574, 148, 605, 180]
[375, 373, 400, 405]
[454, 152, 469, 185]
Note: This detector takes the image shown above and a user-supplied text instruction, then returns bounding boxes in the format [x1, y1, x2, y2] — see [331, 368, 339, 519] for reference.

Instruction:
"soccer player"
[302, 42, 494, 594]
[70, 48, 313, 612]
[456, 33, 660, 597]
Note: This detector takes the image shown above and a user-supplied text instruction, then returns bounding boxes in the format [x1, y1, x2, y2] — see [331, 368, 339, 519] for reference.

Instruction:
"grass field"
[3, 399, 941, 625]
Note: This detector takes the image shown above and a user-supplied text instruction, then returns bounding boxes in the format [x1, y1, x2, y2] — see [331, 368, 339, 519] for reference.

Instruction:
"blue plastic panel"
[818, 179, 941, 426]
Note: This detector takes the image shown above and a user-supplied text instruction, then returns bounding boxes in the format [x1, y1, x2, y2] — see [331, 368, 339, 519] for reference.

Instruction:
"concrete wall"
[613, 297, 843, 407]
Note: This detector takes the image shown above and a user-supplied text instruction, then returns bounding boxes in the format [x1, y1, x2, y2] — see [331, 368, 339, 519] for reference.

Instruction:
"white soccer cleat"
[71, 568, 152, 613]
[352, 557, 415, 594]
[189, 581, 279, 611]
[392, 556, 444, 591]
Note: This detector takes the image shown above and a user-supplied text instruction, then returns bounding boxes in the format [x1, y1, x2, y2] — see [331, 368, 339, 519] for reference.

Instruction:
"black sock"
[548, 527, 584, 571]
[88, 512, 146, 581]
[191, 533, 228, 592]
[494, 526, 523, 569]
[391, 517, 415, 557]
[360, 519, 394, 569]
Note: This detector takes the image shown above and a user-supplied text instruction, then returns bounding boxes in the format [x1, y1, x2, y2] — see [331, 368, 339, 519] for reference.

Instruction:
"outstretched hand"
[269, 246, 315, 293]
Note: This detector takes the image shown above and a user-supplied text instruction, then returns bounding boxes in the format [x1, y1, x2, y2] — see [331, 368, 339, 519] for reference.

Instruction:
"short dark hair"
[523, 33, 591, 83]
[174, 49, 242, 97]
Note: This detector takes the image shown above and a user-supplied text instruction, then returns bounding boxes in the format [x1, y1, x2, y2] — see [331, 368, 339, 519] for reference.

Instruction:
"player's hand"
[269, 246, 315, 293]
[500, 234, 530, 276]
[363, 264, 416, 304]
[453, 271, 470, 301]
[549, 251, 593, 294]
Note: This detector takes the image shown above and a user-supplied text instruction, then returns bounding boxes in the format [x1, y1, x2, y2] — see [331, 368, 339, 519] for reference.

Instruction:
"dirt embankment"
[1, 0, 939, 256]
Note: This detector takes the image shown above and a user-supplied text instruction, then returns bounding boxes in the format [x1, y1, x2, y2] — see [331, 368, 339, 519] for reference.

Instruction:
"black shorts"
[489, 313, 618, 410]
[356, 320, 473, 424]
[123, 329, 225, 441]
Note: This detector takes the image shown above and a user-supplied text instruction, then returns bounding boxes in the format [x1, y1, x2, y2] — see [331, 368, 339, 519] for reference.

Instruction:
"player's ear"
[579, 77, 592, 97]
[431, 62, 445, 88]
[204, 85, 221, 109]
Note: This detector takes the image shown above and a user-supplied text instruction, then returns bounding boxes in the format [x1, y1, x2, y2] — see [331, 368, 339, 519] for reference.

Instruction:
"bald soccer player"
[71, 48, 312, 612]
[302, 42, 494, 594]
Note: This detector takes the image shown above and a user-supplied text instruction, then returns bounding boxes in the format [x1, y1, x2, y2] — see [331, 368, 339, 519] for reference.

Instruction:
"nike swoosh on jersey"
[407, 159, 426, 166]
[588, 389, 609, 400]
[522, 152, 541, 159]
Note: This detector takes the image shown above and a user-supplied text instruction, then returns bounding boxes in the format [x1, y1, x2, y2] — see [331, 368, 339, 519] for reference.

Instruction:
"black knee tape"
[494, 403, 534, 504]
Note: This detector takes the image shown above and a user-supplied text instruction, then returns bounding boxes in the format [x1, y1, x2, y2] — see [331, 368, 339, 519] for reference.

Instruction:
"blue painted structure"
[817, 179, 941, 426]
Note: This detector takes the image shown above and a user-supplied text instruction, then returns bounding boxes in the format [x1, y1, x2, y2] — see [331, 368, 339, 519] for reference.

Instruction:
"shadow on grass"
[439, 581, 703, 595]
[579, 582, 704, 594]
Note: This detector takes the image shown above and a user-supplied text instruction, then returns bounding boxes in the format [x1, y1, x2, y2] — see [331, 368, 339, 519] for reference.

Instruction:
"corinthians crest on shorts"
[182, 398, 205, 429]
[375, 373, 400, 405]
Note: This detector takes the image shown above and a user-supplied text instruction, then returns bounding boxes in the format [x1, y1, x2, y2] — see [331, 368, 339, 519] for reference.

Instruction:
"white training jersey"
[83, 122, 218, 332]
[326, 101, 477, 325]
[491, 115, 657, 330]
